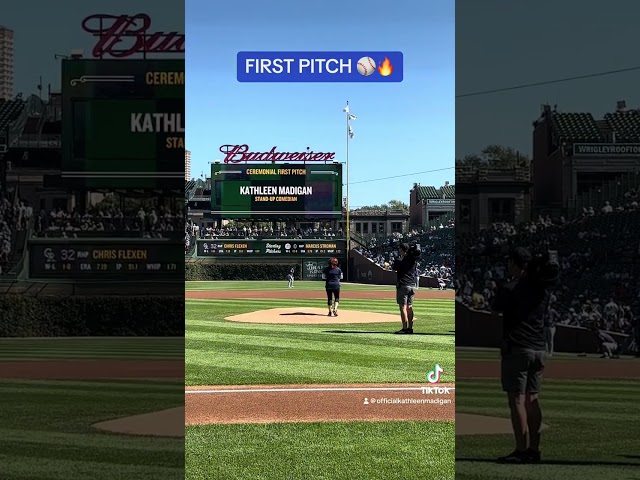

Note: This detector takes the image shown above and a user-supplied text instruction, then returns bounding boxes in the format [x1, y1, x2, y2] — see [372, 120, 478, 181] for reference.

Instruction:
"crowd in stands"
[457, 190, 640, 336]
[195, 225, 344, 240]
[355, 219, 455, 287]
[35, 203, 183, 239]
[0, 187, 29, 276]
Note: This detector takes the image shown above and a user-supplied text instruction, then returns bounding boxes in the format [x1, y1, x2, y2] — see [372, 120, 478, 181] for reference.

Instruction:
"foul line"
[186, 386, 455, 394]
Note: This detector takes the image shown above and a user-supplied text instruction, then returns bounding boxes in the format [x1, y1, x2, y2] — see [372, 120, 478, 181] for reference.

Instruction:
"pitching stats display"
[197, 239, 346, 257]
[61, 59, 184, 187]
[210, 163, 342, 218]
[28, 239, 184, 280]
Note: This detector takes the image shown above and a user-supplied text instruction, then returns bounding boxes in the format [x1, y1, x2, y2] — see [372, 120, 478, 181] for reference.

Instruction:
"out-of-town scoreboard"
[61, 59, 184, 188]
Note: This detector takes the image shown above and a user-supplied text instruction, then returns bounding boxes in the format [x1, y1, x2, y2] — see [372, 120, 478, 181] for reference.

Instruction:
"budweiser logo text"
[220, 145, 336, 163]
[82, 14, 185, 58]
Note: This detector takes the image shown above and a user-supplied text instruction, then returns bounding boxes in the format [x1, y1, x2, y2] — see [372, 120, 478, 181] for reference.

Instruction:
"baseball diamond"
[0, 337, 184, 479]
[185, 281, 456, 479]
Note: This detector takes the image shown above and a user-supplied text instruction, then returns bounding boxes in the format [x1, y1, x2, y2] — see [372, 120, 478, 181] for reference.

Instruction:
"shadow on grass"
[456, 458, 640, 467]
[323, 330, 453, 336]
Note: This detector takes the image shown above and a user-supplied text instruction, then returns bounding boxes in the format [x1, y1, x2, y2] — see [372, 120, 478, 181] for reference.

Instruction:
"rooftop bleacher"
[550, 112, 604, 144]
[0, 98, 25, 131]
[604, 111, 640, 142]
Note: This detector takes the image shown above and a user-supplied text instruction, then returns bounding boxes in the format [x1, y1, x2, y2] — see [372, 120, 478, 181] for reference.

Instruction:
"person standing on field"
[287, 267, 295, 288]
[392, 243, 421, 334]
[322, 258, 343, 316]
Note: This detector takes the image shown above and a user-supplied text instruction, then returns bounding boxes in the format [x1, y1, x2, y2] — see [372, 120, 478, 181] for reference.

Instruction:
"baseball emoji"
[357, 57, 376, 76]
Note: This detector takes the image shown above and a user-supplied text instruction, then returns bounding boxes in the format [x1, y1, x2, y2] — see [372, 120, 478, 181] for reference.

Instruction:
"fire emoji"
[378, 57, 393, 76]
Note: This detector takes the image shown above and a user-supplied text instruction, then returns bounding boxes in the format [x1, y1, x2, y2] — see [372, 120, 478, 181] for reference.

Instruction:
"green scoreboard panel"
[29, 238, 184, 280]
[197, 239, 346, 257]
[61, 59, 184, 188]
[210, 163, 342, 218]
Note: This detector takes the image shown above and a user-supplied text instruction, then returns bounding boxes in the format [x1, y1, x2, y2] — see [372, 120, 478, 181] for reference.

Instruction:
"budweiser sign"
[220, 145, 336, 163]
[81, 14, 185, 58]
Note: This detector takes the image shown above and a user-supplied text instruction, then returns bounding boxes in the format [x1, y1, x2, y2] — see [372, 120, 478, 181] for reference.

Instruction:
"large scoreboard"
[28, 239, 184, 280]
[61, 59, 184, 188]
[210, 163, 342, 219]
[197, 239, 346, 257]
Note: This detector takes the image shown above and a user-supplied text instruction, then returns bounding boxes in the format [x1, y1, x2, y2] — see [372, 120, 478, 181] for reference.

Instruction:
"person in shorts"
[491, 247, 557, 464]
[392, 243, 420, 334]
[322, 258, 343, 316]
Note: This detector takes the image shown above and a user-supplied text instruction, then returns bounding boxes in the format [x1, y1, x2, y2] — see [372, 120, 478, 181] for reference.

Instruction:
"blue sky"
[186, 0, 455, 208]
[3, 1, 183, 94]
[456, 0, 640, 158]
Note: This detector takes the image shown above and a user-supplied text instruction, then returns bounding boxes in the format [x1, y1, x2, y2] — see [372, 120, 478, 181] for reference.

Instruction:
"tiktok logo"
[427, 364, 443, 384]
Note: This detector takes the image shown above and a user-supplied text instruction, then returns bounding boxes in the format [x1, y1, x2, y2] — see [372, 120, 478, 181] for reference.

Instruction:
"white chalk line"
[186, 386, 455, 394]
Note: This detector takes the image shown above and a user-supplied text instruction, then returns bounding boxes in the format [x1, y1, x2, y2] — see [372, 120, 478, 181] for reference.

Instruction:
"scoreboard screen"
[61, 59, 184, 188]
[197, 239, 346, 257]
[29, 239, 184, 280]
[210, 163, 342, 219]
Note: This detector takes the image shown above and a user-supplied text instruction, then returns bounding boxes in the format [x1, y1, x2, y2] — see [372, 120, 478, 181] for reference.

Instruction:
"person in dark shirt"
[491, 247, 556, 464]
[322, 258, 343, 316]
[392, 243, 420, 334]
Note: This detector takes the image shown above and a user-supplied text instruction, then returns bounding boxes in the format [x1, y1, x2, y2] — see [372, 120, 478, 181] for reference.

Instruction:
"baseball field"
[185, 281, 456, 480]
[0, 337, 184, 480]
[456, 347, 640, 479]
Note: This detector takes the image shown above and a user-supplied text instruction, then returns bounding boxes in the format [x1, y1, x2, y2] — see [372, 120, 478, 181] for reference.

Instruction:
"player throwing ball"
[322, 258, 343, 316]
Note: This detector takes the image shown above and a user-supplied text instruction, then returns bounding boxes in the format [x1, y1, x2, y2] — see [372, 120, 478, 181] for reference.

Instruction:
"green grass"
[0, 337, 184, 360]
[186, 297, 455, 385]
[456, 361, 640, 479]
[186, 284, 455, 479]
[186, 421, 454, 480]
[0, 338, 184, 479]
[456, 346, 639, 363]
[186, 280, 401, 292]
[0, 379, 184, 480]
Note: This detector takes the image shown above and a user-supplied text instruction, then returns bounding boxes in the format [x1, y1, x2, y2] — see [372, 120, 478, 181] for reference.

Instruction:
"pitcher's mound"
[456, 413, 549, 435]
[226, 307, 399, 324]
[92, 407, 184, 437]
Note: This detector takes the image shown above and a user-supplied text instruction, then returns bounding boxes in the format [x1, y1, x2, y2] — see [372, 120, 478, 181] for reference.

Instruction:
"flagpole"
[345, 101, 350, 282]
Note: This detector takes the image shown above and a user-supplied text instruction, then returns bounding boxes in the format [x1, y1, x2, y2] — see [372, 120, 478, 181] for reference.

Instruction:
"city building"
[0, 26, 13, 101]
[349, 207, 409, 240]
[409, 182, 455, 228]
[185, 149, 191, 180]
[455, 164, 532, 234]
[532, 102, 640, 217]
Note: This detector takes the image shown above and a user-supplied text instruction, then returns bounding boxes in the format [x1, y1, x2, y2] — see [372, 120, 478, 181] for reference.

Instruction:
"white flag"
[343, 104, 350, 113]
[349, 125, 354, 139]
[349, 114, 357, 121]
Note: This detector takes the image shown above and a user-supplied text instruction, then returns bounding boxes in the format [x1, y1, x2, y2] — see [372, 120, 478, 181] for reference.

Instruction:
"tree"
[387, 200, 409, 210]
[355, 200, 408, 212]
[456, 144, 530, 169]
